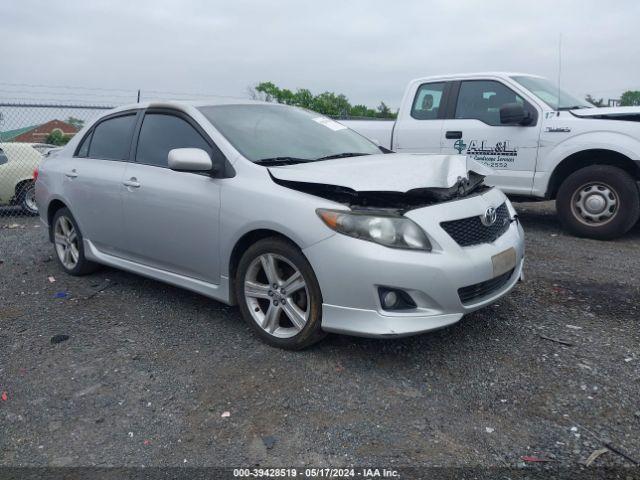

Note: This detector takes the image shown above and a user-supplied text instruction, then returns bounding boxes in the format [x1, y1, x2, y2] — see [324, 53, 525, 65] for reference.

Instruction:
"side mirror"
[168, 148, 213, 172]
[499, 103, 529, 125]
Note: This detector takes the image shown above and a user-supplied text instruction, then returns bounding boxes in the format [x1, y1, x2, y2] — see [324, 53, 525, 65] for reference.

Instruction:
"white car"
[344, 72, 640, 239]
[0, 142, 44, 215]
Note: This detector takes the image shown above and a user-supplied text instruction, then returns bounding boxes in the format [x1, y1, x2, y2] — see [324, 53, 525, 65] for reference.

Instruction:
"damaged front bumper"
[302, 188, 525, 338]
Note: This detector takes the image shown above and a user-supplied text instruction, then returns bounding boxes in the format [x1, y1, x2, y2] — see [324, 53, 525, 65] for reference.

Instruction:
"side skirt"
[83, 239, 232, 305]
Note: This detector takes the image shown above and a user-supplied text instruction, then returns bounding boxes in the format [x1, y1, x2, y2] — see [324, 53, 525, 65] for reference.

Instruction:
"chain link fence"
[0, 93, 392, 222]
[0, 102, 114, 219]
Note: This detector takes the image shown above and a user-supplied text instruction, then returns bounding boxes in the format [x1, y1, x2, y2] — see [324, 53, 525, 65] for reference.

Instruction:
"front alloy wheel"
[236, 238, 325, 349]
[244, 253, 309, 338]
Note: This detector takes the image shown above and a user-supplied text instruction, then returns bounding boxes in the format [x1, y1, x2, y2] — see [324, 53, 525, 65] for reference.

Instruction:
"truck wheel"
[556, 165, 640, 240]
[17, 181, 38, 216]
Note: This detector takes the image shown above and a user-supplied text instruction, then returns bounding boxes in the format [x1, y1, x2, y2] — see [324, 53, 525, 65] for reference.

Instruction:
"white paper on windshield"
[312, 117, 347, 131]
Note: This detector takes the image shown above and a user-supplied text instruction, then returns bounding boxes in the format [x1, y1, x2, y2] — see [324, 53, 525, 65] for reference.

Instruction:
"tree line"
[248, 82, 397, 119]
[586, 91, 640, 107]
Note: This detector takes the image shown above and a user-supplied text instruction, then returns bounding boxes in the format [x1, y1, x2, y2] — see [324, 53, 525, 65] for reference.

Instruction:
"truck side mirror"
[500, 103, 528, 125]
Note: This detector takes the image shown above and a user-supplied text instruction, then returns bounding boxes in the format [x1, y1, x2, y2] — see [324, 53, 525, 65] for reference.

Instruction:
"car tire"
[17, 181, 38, 216]
[51, 207, 100, 276]
[556, 165, 640, 240]
[235, 237, 326, 350]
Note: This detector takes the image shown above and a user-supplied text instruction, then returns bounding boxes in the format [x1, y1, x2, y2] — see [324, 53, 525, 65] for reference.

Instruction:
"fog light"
[378, 287, 417, 310]
[382, 291, 398, 308]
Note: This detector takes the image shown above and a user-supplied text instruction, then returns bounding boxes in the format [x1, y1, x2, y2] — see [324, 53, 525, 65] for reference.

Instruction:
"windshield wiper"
[254, 156, 311, 166]
[315, 152, 372, 161]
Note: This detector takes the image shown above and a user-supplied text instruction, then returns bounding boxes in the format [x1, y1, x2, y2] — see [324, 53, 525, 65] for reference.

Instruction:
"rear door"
[440, 79, 541, 195]
[120, 109, 223, 283]
[62, 112, 138, 255]
[393, 81, 448, 153]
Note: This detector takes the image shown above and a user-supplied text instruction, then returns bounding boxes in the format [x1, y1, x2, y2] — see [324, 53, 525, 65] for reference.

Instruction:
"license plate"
[492, 247, 517, 277]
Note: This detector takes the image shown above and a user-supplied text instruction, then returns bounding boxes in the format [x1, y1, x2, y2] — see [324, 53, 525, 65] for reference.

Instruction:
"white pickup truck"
[343, 72, 640, 239]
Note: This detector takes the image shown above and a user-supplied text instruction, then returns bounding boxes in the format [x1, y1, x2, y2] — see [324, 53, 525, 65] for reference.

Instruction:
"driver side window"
[455, 80, 534, 126]
[135, 113, 213, 168]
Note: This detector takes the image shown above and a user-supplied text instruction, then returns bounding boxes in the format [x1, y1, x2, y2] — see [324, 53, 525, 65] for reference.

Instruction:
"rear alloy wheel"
[236, 238, 325, 349]
[18, 182, 38, 216]
[556, 165, 640, 240]
[51, 207, 99, 275]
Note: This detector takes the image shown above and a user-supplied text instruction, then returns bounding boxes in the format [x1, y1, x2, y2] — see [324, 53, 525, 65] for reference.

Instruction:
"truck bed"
[340, 119, 395, 149]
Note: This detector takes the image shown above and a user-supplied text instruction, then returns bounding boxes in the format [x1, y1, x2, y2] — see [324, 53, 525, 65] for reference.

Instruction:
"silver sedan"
[36, 100, 524, 349]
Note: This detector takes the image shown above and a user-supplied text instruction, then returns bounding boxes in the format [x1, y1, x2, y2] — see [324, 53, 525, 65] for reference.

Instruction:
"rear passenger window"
[135, 113, 211, 168]
[411, 82, 446, 120]
[88, 114, 137, 160]
[0, 149, 7, 165]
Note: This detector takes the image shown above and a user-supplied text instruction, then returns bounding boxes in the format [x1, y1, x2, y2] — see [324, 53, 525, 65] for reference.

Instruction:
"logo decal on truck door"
[454, 139, 467, 154]
[457, 140, 518, 169]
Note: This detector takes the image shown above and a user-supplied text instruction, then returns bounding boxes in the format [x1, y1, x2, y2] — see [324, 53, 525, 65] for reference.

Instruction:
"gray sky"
[2, 0, 639, 109]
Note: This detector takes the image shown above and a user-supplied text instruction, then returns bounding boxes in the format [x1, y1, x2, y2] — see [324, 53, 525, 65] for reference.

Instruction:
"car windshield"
[198, 104, 381, 163]
[511, 76, 592, 110]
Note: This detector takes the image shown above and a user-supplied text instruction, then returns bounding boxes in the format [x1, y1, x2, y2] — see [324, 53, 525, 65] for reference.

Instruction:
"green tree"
[254, 81, 280, 102]
[585, 94, 604, 107]
[293, 88, 314, 109]
[376, 101, 393, 118]
[66, 116, 85, 129]
[46, 129, 70, 146]
[251, 82, 396, 119]
[311, 92, 351, 117]
[349, 104, 377, 118]
[620, 90, 640, 106]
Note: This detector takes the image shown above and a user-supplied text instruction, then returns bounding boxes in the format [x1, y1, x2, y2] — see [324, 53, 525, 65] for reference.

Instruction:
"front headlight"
[316, 208, 432, 251]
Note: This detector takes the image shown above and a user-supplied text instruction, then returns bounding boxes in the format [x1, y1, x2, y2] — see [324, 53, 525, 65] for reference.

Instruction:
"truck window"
[411, 82, 446, 120]
[0, 149, 7, 166]
[455, 80, 532, 126]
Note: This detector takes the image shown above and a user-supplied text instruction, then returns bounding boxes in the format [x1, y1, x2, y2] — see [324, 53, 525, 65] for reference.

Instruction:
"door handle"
[445, 131, 463, 139]
[65, 169, 78, 178]
[123, 178, 141, 188]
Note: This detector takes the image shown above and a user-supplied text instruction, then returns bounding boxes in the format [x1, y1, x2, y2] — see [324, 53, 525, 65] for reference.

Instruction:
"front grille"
[441, 203, 511, 247]
[458, 269, 514, 304]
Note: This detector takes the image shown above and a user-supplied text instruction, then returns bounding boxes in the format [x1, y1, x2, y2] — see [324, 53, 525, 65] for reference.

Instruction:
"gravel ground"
[0, 202, 639, 469]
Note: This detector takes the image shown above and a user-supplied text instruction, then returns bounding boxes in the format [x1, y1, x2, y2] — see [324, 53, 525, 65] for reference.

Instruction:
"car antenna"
[557, 33, 562, 112]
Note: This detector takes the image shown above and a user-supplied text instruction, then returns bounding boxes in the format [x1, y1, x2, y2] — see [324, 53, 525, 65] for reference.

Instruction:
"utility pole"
[137, 89, 141, 103]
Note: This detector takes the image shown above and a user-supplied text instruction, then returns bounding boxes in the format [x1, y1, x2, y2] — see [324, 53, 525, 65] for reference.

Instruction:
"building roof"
[0, 124, 39, 141]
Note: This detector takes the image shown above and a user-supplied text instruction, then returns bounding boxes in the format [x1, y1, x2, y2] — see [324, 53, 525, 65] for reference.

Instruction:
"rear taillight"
[33, 168, 39, 181]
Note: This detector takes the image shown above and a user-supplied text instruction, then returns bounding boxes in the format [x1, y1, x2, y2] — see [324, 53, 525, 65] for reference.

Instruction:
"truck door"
[440, 80, 541, 195]
[393, 82, 447, 154]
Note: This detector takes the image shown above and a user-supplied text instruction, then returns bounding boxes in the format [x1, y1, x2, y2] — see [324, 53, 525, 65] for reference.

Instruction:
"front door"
[121, 111, 222, 284]
[440, 80, 542, 195]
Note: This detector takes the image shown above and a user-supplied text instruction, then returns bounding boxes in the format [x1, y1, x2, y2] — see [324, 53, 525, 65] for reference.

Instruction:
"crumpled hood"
[268, 153, 492, 192]
[571, 106, 640, 118]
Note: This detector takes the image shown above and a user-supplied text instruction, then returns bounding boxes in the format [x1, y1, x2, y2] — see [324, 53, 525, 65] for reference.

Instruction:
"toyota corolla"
[35, 100, 524, 349]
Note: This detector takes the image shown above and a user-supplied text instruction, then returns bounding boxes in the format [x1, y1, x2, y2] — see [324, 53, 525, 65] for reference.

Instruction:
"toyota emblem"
[481, 207, 497, 226]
